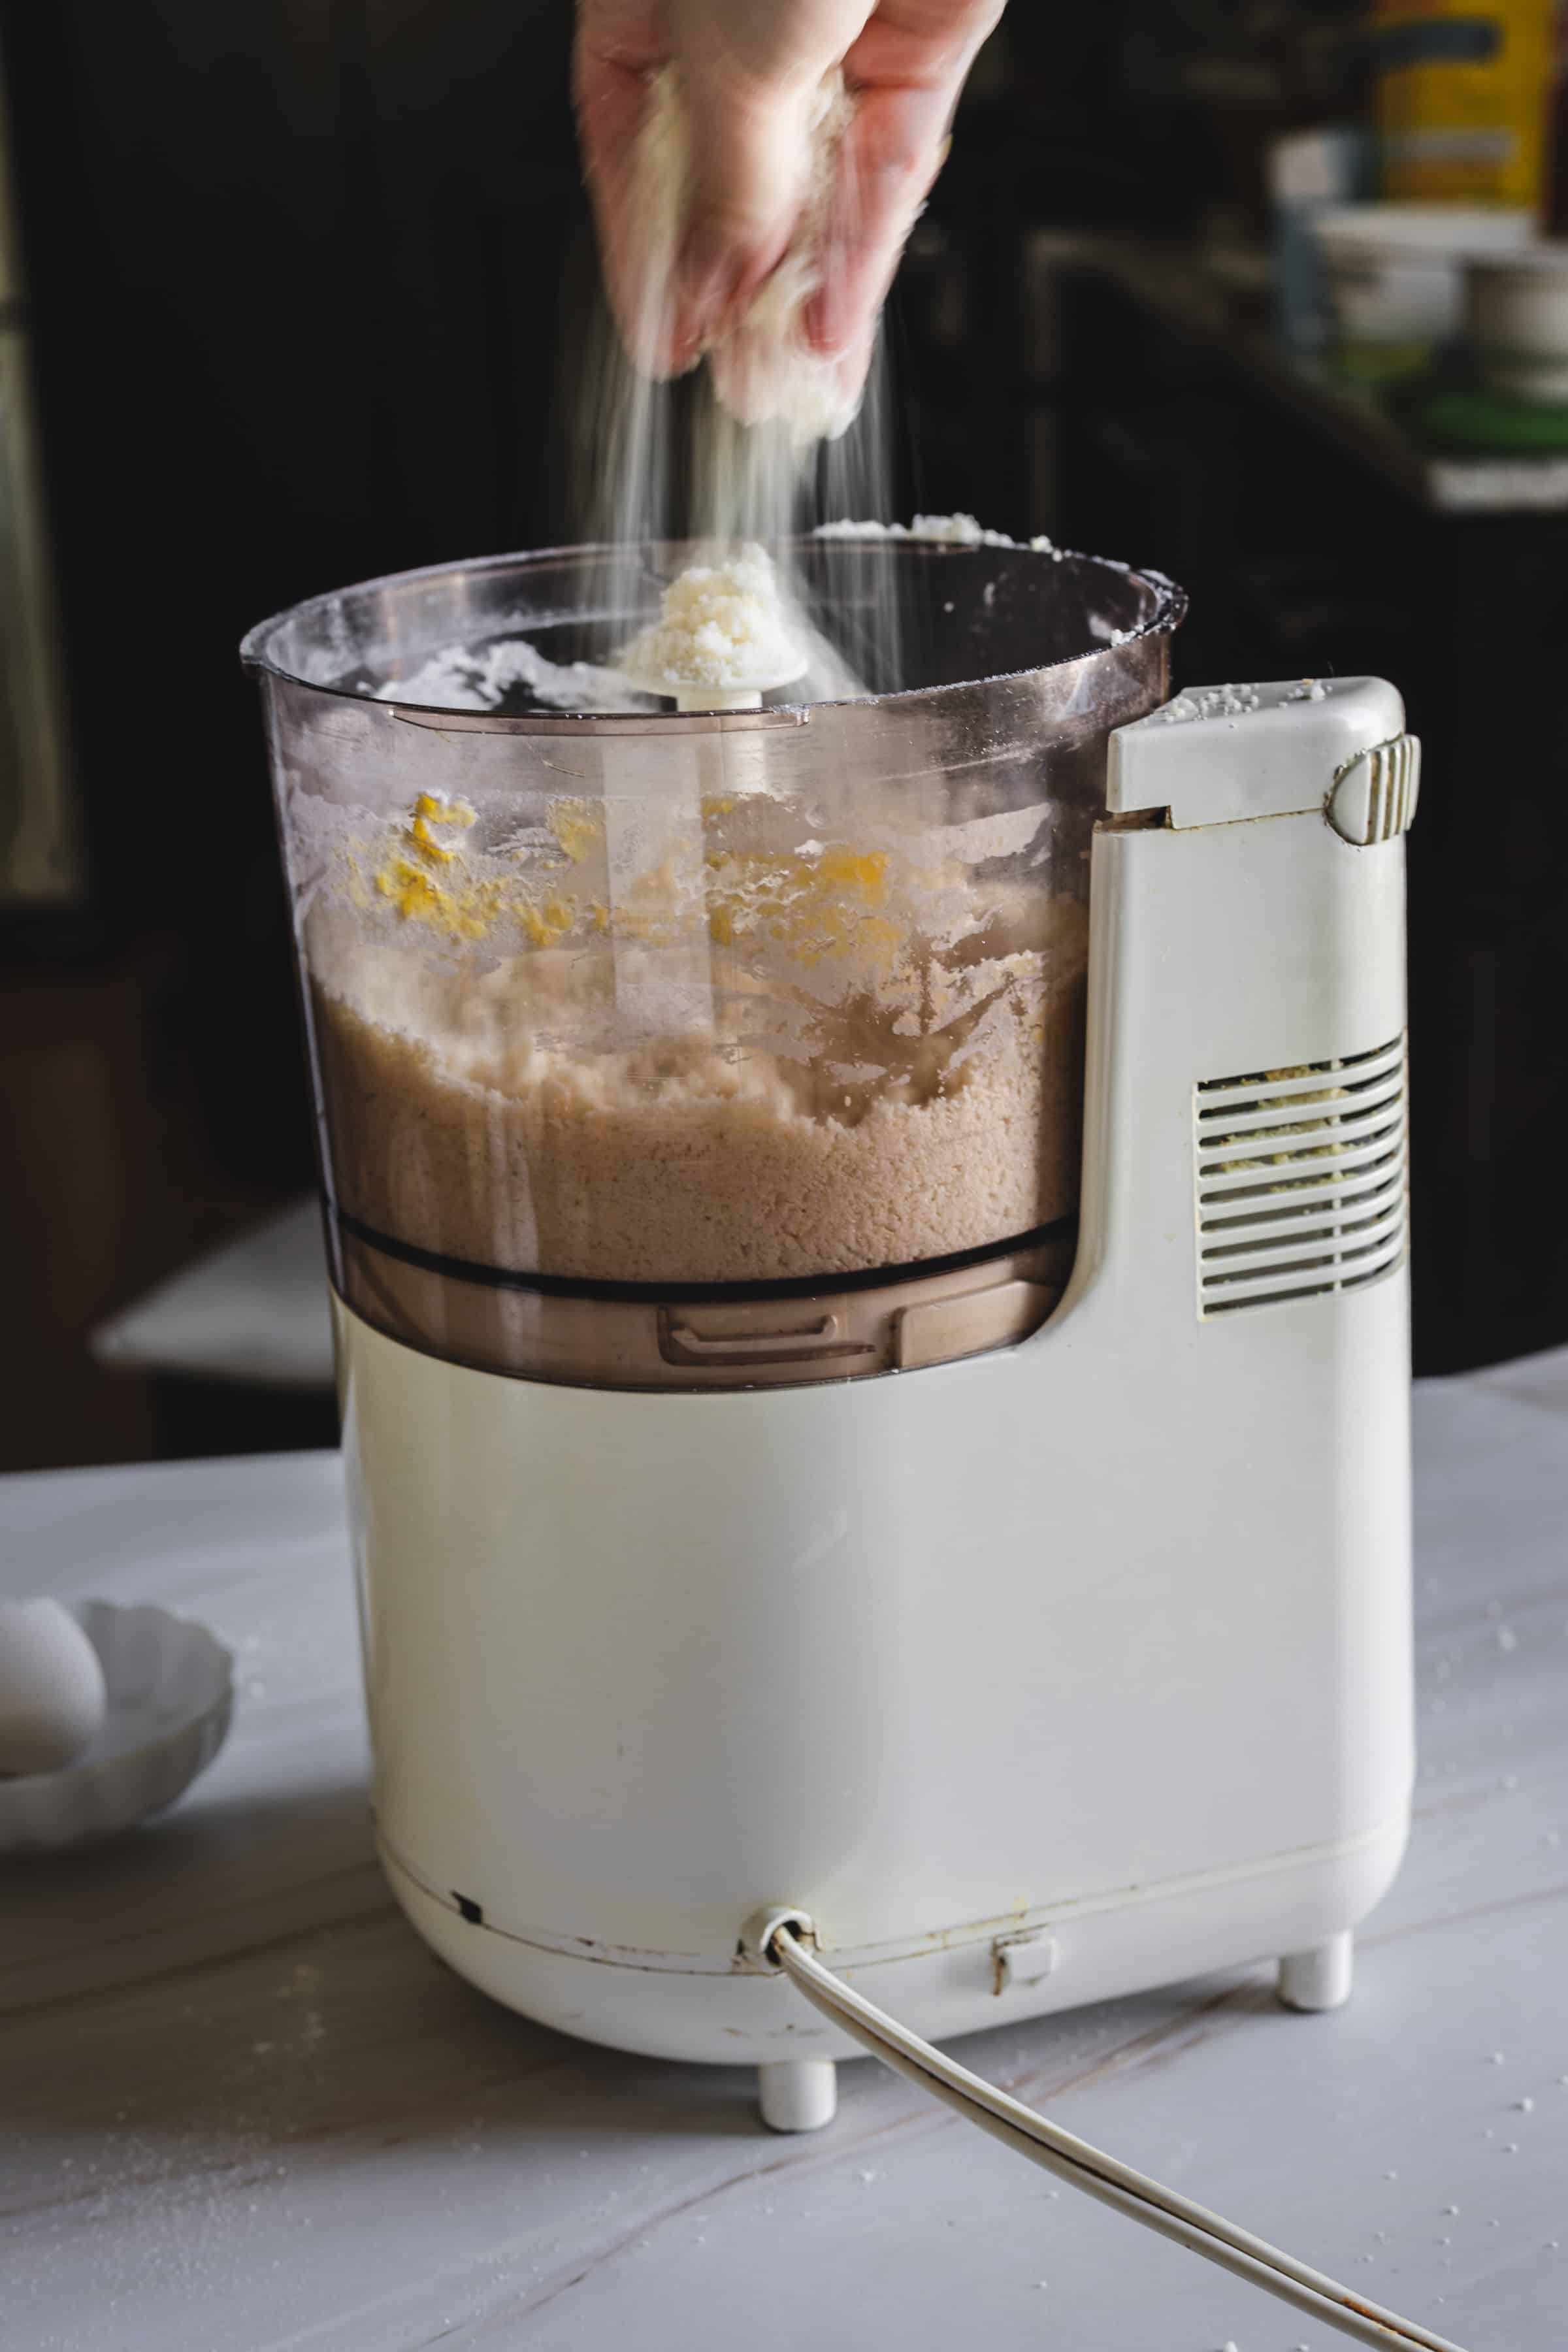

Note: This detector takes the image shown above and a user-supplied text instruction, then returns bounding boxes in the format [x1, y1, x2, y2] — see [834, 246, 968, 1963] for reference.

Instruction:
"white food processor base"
[336, 678, 1417, 2123]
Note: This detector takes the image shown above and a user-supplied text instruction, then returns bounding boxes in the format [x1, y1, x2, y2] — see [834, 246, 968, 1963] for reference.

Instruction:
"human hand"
[574, 0, 1004, 383]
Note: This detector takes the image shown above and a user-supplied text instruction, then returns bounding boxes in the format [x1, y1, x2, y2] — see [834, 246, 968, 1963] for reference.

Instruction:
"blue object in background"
[1269, 126, 1375, 351]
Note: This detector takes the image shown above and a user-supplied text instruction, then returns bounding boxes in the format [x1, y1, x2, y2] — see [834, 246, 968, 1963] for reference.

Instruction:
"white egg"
[0, 1599, 109, 1775]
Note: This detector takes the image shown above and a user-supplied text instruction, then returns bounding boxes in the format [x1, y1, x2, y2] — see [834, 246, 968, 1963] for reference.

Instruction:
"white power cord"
[761, 1916, 1471, 2352]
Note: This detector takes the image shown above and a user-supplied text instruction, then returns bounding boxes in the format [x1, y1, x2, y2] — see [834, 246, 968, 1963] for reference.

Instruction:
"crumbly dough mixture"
[618, 544, 806, 692]
[306, 785, 1087, 1284]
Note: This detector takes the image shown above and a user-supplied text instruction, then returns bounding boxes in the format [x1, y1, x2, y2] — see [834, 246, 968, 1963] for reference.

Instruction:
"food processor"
[244, 533, 1419, 2141]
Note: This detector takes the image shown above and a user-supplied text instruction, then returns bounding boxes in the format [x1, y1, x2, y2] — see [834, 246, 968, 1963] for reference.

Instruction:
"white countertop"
[3, 1354, 1566, 2351]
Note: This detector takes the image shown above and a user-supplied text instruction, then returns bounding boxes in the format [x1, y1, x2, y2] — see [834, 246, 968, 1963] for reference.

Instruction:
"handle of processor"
[1109, 676, 1420, 841]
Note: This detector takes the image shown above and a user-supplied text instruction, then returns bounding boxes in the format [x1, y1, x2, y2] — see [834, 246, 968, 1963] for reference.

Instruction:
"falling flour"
[576, 54, 902, 690]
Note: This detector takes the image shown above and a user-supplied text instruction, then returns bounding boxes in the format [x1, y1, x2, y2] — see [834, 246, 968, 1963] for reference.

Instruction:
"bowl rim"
[238, 534, 1188, 730]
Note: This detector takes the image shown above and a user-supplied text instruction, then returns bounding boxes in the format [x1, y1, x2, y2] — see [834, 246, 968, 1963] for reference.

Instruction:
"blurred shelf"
[1048, 234, 1568, 514]
[93, 1197, 332, 1393]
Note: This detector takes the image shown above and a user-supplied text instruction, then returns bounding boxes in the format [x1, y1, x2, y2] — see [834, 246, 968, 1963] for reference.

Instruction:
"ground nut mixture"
[306, 786, 1086, 1285]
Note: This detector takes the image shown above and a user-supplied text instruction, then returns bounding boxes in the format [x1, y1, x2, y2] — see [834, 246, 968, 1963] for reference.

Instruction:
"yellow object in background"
[1373, 0, 1554, 208]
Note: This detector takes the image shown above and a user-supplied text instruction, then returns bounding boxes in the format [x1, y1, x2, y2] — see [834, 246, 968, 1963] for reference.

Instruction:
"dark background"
[1, 0, 1563, 1469]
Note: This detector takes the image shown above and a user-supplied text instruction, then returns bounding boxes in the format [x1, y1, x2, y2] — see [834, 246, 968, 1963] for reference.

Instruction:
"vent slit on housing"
[1194, 1036, 1408, 1317]
[1199, 1168, 1403, 1234]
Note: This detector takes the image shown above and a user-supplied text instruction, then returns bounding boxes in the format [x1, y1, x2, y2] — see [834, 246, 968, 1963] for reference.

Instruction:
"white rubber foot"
[757, 2059, 838, 2132]
[1277, 1931, 1354, 2012]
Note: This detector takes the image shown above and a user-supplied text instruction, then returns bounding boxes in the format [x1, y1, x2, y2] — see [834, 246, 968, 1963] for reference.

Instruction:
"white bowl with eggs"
[0, 1599, 233, 1853]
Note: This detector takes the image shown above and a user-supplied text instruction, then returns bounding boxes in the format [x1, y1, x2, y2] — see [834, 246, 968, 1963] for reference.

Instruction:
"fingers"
[805, 0, 1004, 363]
[802, 79, 951, 359]
[576, 0, 998, 402]
[674, 63, 823, 353]
[579, 0, 879, 376]
[670, 2, 874, 350]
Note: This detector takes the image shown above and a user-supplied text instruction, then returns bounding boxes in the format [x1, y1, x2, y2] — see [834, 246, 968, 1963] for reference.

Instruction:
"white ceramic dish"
[0, 1601, 232, 1853]
[1467, 244, 1568, 402]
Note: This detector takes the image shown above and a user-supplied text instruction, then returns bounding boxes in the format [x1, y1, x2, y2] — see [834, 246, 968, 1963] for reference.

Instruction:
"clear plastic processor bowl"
[244, 536, 1183, 1384]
